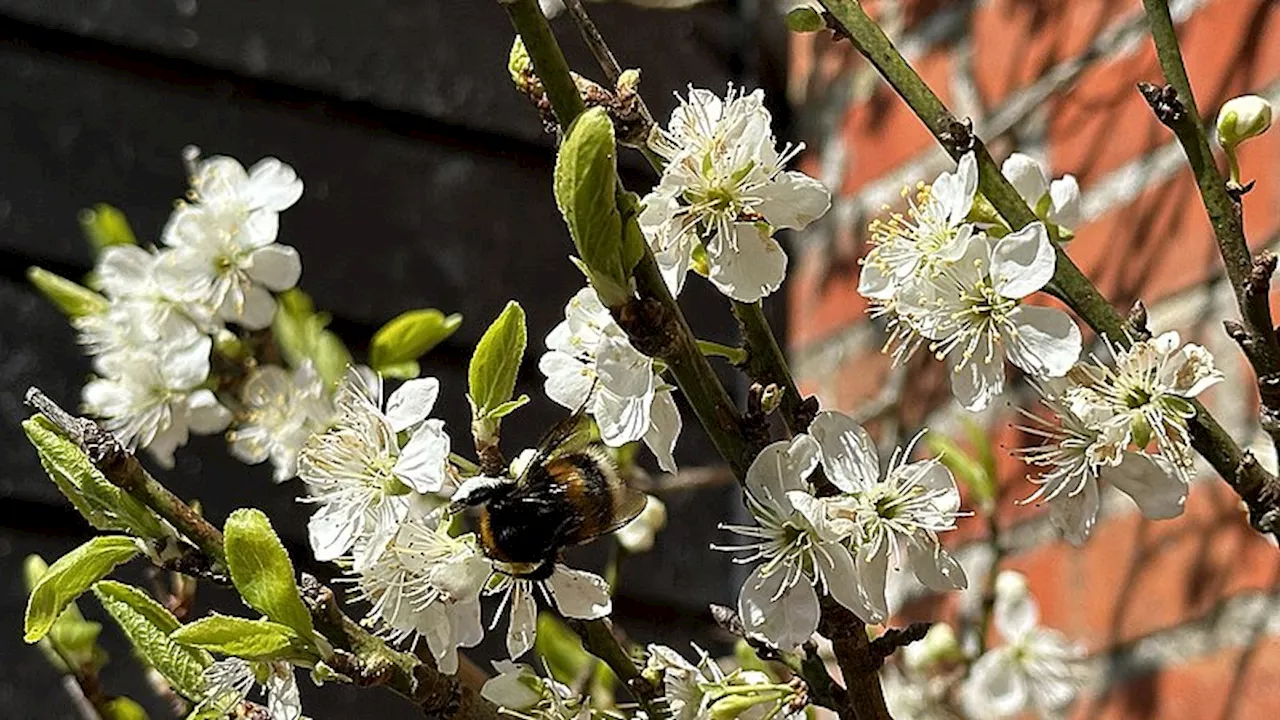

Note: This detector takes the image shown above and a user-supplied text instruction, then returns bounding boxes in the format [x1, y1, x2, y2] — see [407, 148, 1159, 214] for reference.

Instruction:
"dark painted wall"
[0, 2, 782, 715]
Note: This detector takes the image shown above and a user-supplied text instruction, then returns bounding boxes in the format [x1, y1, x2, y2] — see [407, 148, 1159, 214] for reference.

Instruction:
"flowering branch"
[1138, 0, 1280, 523]
[23, 387, 501, 720]
[817, 0, 1280, 543]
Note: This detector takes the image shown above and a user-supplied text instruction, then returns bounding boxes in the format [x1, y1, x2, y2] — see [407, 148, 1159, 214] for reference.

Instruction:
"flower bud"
[903, 622, 962, 670]
[786, 7, 825, 33]
[995, 570, 1030, 601]
[508, 37, 535, 92]
[1217, 95, 1273, 148]
[78, 203, 137, 254]
[27, 266, 109, 319]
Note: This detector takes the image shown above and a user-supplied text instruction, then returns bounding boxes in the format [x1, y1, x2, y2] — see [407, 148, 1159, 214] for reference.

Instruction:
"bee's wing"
[562, 449, 648, 545]
[595, 480, 647, 537]
[519, 411, 591, 486]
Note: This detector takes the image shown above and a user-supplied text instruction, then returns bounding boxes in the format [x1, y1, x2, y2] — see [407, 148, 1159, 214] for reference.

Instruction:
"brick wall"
[786, 1, 1280, 716]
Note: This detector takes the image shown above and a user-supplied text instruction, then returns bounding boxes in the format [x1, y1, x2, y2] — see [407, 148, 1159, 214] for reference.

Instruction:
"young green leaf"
[370, 309, 463, 371]
[171, 614, 310, 661]
[223, 509, 315, 641]
[27, 267, 109, 319]
[927, 432, 996, 507]
[272, 288, 352, 386]
[23, 415, 167, 538]
[468, 301, 527, 418]
[25, 536, 140, 643]
[488, 394, 531, 420]
[93, 581, 211, 700]
[78, 203, 138, 252]
[554, 107, 630, 306]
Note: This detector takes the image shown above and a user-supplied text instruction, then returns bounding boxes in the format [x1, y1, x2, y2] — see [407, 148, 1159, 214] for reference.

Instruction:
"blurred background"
[1, 0, 1278, 718]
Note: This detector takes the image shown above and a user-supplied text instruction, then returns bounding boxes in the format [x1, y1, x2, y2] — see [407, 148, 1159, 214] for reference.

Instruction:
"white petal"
[950, 354, 1006, 412]
[643, 388, 682, 472]
[906, 539, 968, 592]
[936, 152, 979, 226]
[539, 351, 594, 410]
[706, 223, 787, 303]
[857, 259, 895, 300]
[1105, 453, 1187, 520]
[808, 410, 880, 494]
[991, 222, 1054, 299]
[185, 389, 231, 434]
[146, 422, 186, 469]
[547, 566, 612, 619]
[266, 666, 302, 720]
[738, 567, 819, 649]
[1004, 305, 1081, 378]
[234, 283, 278, 330]
[1001, 153, 1048, 207]
[1050, 477, 1100, 546]
[162, 335, 213, 390]
[994, 589, 1040, 642]
[96, 246, 155, 298]
[246, 244, 302, 292]
[968, 649, 1028, 717]
[814, 542, 880, 623]
[596, 334, 654, 398]
[394, 419, 451, 493]
[745, 436, 819, 511]
[854, 547, 889, 623]
[506, 585, 537, 659]
[1048, 175, 1081, 229]
[385, 377, 441, 432]
[308, 501, 359, 562]
[757, 171, 831, 231]
[245, 157, 304, 212]
[593, 389, 651, 447]
[353, 500, 406, 572]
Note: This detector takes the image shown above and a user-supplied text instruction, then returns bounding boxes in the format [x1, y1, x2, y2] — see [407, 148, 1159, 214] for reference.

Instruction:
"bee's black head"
[449, 475, 515, 512]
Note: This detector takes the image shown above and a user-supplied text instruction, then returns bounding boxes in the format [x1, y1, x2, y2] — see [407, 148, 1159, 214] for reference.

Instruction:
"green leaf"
[370, 309, 463, 370]
[93, 581, 210, 700]
[617, 191, 647, 278]
[377, 360, 421, 379]
[25, 536, 139, 643]
[927, 432, 996, 507]
[27, 267, 109, 319]
[224, 509, 314, 641]
[534, 612, 592, 685]
[272, 288, 352, 386]
[488, 394, 531, 420]
[171, 615, 309, 661]
[103, 697, 150, 720]
[468, 301, 527, 418]
[23, 416, 167, 538]
[554, 107, 629, 306]
[79, 204, 138, 253]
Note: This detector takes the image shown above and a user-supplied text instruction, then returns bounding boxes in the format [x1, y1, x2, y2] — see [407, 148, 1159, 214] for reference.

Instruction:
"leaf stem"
[696, 339, 749, 365]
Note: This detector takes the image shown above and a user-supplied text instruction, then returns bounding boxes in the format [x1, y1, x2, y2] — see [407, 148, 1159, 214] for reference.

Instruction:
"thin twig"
[24, 388, 500, 720]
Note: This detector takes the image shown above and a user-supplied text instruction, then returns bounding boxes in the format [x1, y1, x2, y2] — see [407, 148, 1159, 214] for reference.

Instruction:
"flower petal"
[643, 388, 682, 473]
[757, 171, 831, 231]
[1004, 305, 1081, 378]
[1105, 453, 1187, 520]
[547, 566, 612, 619]
[506, 584, 537, 659]
[950, 353, 1005, 412]
[745, 436, 819, 511]
[990, 222, 1054, 299]
[308, 501, 359, 562]
[808, 410, 880, 494]
[1050, 476, 1100, 546]
[234, 283, 278, 330]
[539, 351, 594, 410]
[266, 665, 303, 720]
[394, 419, 451, 493]
[185, 389, 232, 434]
[386, 377, 441, 432]
[1001, 153, 1048, 207]
[706, 223, 787, 303]
[854, 546, 889, 623]
[814, 542, 881, 623]
[966, 649, 1028, 717]
[245, 157, 304, 212]
[246, 244, 302, 292]
[906, 538, 968, 592]
[1048, 175, 1081, 228]
[738, 567, 819, 649]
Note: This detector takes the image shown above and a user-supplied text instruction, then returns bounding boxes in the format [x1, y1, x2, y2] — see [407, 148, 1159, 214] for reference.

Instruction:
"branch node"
[867, 622, 932, 667]
[1248, 251, 1278, 298]
[1125, 299, 1151, 340]
[616, 296, 680, 359]
[1136, 81, 1186, 126]
[938, 116, 976, 154]
[1228, 179, 1258, 202]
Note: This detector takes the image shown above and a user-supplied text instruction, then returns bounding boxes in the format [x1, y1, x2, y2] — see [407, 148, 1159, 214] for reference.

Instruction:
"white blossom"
[82, 331, 231, 468]
[1070, 331, 1222, 480]
[615, 494, 667, 553]
[298, 369, 451, 570]
[859, 153, 980, 302]
[641, 86, 830, 302]
[1001, 153, 1081, 231]
[808, 411, 967, 622]
[351, 513, 490, 674]
[1018, 379, 1188, 544]
[489, 564, 612, 660]
[201, 658, 302, 720]
[880, 663, 958, 720]
[900, 223, 1081, 411]
[481, 661, 546, 711]
[157, 154, 304, 329]
[647, 644, 803, 720]
[229, 361, 335, 482]
[963, 572, 1082, 719]
[540, 287, 682, 471]
[719, 434, 867, 645]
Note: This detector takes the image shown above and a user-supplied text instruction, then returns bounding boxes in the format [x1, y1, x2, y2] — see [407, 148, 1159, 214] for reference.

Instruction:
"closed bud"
[785, 7, 825, 33]
[904, 622, 962, 670]
[27, 266, 109, 319]
[509, 37, 535, 92]
[78, 204, 137, 254]
[1217, 95, 1273, 148]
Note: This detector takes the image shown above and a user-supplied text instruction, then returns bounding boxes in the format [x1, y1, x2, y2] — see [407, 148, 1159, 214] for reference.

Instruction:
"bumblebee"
[451, 414, 646, 580]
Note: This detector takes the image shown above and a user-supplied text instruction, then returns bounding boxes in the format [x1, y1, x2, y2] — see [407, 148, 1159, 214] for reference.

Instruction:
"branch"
[818, 597, 890, 720]
[24, 388, 501, 720]
[817, 0, 1280, 544]
[1138, 0, 1280, 531]
[570, 618, 670, 719]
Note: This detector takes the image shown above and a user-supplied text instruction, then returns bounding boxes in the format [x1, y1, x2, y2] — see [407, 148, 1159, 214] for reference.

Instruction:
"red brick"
[1073, 637, 1280, 720]
[972, 0, 1130, 107]
[1048, 0, 1280, 186]
[839, 48, 953, 194]
[787, 242, 871, 351]
[1003, 482, 1280, 654]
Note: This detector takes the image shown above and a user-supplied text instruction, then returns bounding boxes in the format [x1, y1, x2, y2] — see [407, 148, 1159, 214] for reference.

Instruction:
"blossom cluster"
[880, 571, 1083, 720]
[640, 86, 831, 303]
[721, 410, 967, 647]
[1019, 330, 1222, 543]
[75, 151, 333, 476]
[858, 153, 1084, 411]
